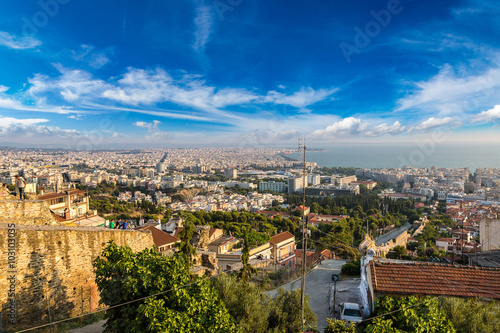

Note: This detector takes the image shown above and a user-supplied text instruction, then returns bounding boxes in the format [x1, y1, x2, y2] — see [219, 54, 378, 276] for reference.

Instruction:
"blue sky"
[1, 0, 500, 148]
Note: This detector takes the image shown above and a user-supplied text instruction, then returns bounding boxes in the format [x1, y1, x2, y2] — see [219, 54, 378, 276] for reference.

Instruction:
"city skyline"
[1, 0, 500, 148]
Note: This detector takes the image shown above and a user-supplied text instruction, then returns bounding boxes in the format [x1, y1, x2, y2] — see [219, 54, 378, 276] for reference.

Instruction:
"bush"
[341, 260, 360, 276]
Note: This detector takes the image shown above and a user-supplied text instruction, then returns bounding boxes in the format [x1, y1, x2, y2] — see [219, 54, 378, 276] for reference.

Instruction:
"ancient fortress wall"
[0, 199, 56, 225]
[0, 199, 154, 330]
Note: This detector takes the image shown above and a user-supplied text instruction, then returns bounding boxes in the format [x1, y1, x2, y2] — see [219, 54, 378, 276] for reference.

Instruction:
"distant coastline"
[289, 143, 500, 171]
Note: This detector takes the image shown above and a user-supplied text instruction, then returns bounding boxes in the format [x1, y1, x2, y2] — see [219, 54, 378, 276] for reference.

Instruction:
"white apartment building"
[259, 181, 287, 192]
[308, 174, 321, 186]
[288, 177, 305, 193]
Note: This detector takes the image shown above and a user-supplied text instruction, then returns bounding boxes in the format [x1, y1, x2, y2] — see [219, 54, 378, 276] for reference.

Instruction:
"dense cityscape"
[1, 145, 500, 331]
[2, 0, 500, 332]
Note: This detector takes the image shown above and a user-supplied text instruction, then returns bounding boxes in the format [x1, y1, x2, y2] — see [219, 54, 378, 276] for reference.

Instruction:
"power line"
[15, 274, 216, 333]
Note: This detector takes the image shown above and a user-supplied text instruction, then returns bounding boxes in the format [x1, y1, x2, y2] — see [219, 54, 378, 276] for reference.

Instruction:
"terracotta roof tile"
[369, 260, 500, 300]
[270, 231, 295, 245]
[136, 225, 178, 247]
[51, 212, 69, 223]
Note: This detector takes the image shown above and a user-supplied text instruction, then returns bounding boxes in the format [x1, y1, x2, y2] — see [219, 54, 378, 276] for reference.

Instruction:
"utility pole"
[461, 219, 465, 264]
[299, 138, 307, 332]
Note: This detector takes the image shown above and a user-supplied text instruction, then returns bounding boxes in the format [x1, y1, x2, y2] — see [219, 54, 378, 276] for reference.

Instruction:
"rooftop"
[208, 235, 237, 247]
[369, 260, 500, 300]
[270, 231, 295, 245]
[136, 225, 178, 247]
[469, 250, 500, 268]
[39, 189, 87, 201]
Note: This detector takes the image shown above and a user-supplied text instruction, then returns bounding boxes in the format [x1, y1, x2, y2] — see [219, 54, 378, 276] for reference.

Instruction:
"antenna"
[299, 137, 308, 331]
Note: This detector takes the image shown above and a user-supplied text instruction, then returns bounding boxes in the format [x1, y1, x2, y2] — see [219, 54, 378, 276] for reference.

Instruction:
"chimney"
[64, 209, 71, 220]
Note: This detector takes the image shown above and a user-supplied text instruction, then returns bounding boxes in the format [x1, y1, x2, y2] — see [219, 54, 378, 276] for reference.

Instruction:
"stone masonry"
[0, 199, 154, 331]
[0, 200, 56, 225]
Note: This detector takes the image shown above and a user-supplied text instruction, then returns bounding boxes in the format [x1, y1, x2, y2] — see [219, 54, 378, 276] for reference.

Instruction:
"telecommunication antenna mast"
[299, 137, 308, 331]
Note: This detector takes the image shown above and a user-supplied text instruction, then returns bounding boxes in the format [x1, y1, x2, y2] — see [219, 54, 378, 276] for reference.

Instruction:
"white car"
[339, 302, 363, 324]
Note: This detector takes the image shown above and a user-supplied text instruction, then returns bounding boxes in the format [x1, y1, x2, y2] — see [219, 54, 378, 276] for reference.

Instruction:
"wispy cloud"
[192, 0, 214, 52]
[133, 119, 170, 139]
[67, 114, 85, 120]
[0, 31, 41, 49]
[0, 116, 83, 145]
[0, 116, 48, 127]
[28, 64, 107, 103]
[396, 62, 500, 115]
[264, 87, 339, 108]
[24, 65, 339, 127]
[71, 44, 111, 69]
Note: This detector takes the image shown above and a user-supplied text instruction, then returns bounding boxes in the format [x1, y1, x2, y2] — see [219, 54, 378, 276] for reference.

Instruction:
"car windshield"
[343, 308, 362, 317]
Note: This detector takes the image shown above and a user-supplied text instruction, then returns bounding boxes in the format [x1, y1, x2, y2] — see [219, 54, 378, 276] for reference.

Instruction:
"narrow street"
[73, 259, 362, 333]
[266, 259, 362, 332]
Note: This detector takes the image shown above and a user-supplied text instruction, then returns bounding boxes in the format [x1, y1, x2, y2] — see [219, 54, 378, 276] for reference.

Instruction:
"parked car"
[339, 302, 363, 324]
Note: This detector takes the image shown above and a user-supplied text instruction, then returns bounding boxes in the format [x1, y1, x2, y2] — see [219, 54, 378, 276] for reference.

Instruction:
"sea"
[289, 142, 500, 172]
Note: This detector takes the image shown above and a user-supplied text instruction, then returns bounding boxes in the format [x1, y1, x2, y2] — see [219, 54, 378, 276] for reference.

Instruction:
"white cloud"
[67, 114, 85, 120]
[365, 121, 405, 136]
[133, 119, 170, 139]
[0, 96, 24, 110]
[396, 63, 500, 115]
[0, 116, 49, 127]
[472, 105, 500, 123]
[0, 123, 82, 144]
[21, 65, 339, 129]
[29, 65, 107, 103]
[72, 44, 111, 69]
[311, 117, 368, 138]
[414, 117, 457, 130]
[264, 87, 339, 108]
[0, 31, 41, 49]
[102, 68, 171, 105]
[192, 1, 214, 52]
[311, 118, 409, 139]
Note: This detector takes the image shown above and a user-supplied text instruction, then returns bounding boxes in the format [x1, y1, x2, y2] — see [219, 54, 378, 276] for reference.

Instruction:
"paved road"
[266, 259, 346, 332]
[69, 320, 106, 333]
[73, 260, 353, 333]
[332, 278, 363, 319]
[375, 222, 411, 246]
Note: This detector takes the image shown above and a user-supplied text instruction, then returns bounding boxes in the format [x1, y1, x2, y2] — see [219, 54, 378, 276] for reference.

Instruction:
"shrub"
[341, 260, 360, 275]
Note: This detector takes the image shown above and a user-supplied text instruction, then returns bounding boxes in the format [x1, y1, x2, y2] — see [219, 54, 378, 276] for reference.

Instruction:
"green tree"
[267, 288, 317, 333]
[386, 245, 407, 259]
[239, 230, 258, 284]
[212, 274, 271, 332]
[439, 297, 500, 333]
[325, 318, 356, 333]
[93, 241, 236, 333]
[364, 296, 455, 333]
[178, 218, 197, 266]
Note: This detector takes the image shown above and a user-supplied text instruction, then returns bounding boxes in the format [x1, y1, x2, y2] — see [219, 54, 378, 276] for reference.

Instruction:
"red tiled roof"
[258, 210, 292, 217]
[436, 238, 456, 243]
[51, 212, 69, 223]
[39, 189, 87, 201]
[270, 231, 295, 245]
[369, 260, 500, 300]
[136, 225, 178, 247]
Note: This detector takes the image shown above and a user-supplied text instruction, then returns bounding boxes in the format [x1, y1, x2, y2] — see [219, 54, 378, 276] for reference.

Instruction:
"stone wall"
[0, 200, 56, 225]
[0, 224, 154, 330]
